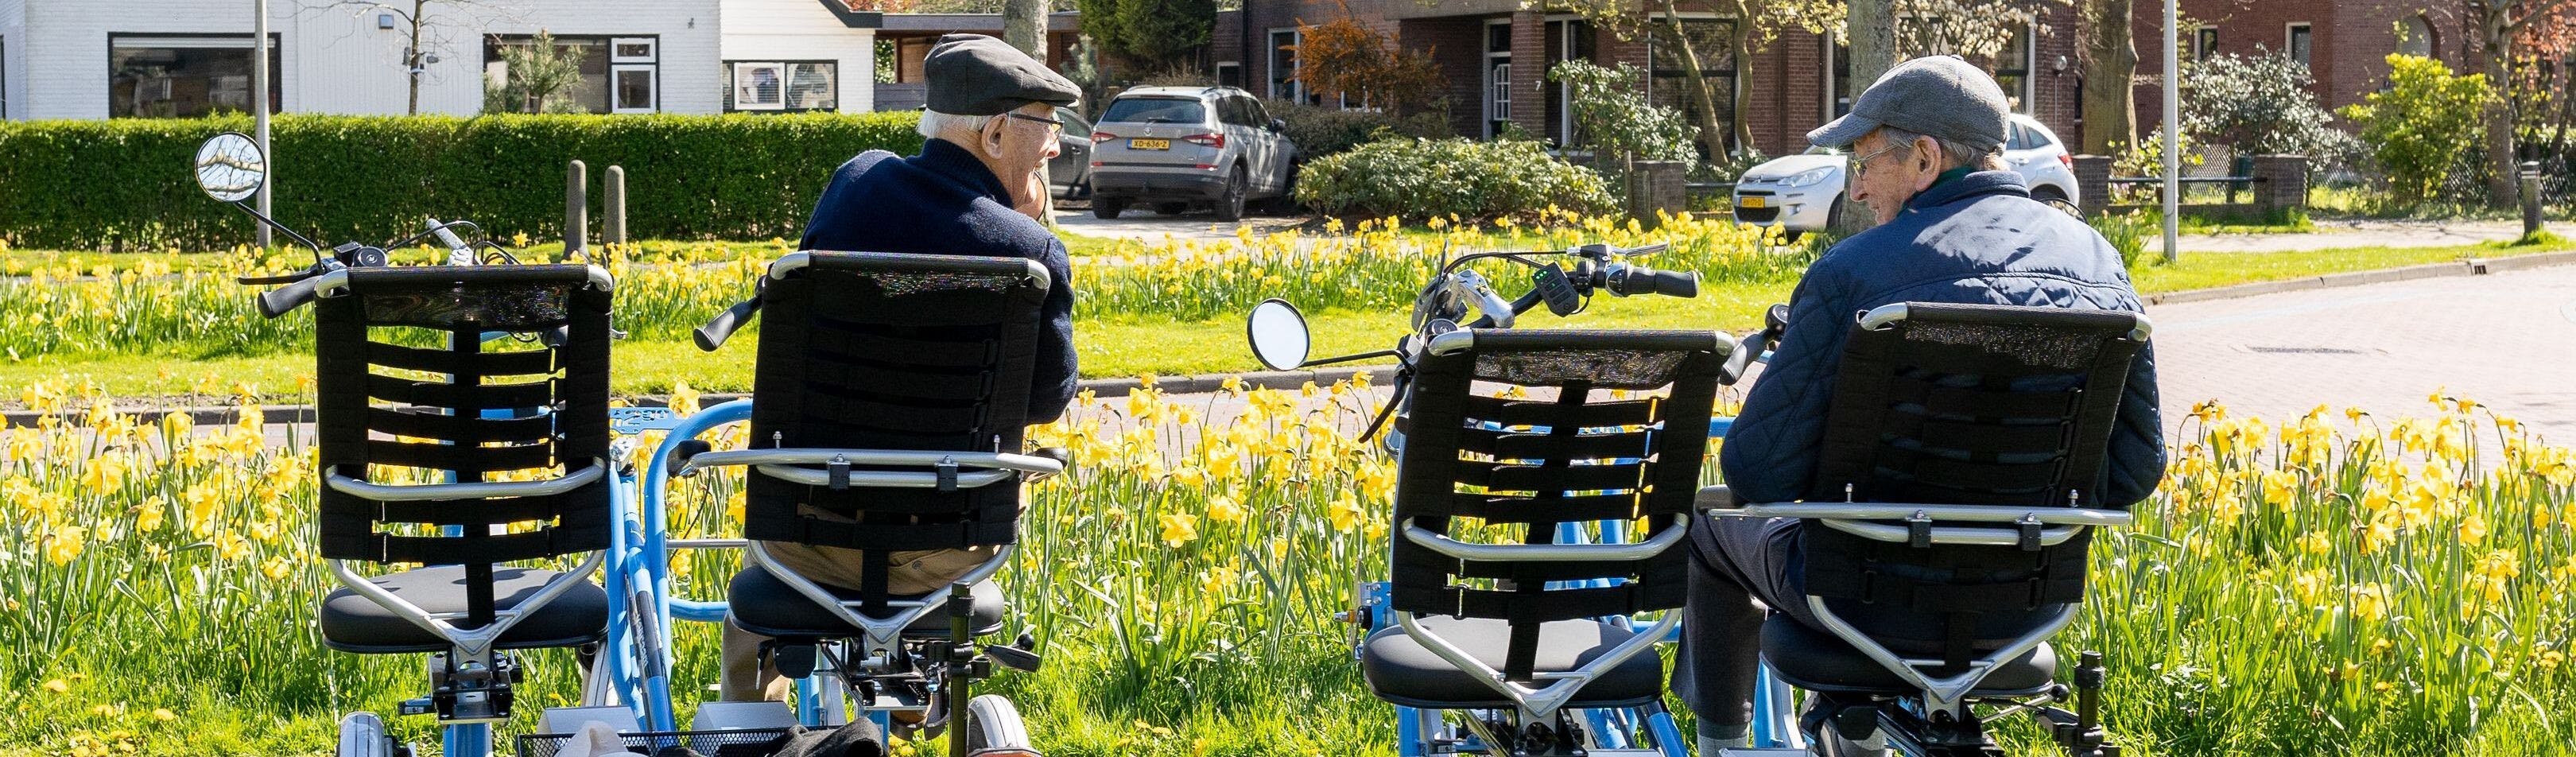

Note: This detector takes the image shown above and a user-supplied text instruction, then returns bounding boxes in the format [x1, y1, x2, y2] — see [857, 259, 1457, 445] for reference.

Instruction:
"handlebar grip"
[1607, 266, 1700, 298]
[693, 297, 762, 351]
[258, 277, 322, 318]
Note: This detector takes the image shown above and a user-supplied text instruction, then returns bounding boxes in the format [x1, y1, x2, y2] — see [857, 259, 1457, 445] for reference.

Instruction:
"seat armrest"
[1027, 447, 1073, 482]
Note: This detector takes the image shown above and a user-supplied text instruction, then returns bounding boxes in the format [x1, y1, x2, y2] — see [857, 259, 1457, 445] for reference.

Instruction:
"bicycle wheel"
[962, 694, 1034, 755]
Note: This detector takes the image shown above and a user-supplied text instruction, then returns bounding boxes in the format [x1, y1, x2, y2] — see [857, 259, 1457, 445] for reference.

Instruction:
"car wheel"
[2031, 184, 2069, 203]
[1214, 166, 1248, 222]
[1093, 197, 1126, 219]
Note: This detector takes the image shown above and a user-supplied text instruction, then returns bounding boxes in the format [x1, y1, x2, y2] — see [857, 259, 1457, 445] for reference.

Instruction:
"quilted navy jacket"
[1719, 170, 2165, 507]
[798, 138, 1078, 423]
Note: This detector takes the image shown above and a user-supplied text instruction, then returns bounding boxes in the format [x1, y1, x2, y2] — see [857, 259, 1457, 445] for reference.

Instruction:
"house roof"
[875, 10, 1081, 34]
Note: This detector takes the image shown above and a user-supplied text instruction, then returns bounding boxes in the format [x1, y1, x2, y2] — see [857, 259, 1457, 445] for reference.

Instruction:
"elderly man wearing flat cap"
[1672, 56, 2163, 751]
[719, 33, 1083, 704]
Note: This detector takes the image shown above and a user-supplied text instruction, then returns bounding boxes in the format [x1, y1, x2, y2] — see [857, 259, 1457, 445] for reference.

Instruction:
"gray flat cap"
[1807, 55, 2008, 152]
[925, 33, 1080, 115]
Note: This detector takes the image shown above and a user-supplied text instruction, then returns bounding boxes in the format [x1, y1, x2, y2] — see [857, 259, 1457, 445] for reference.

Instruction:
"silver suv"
[1086, 86, 1298, 221]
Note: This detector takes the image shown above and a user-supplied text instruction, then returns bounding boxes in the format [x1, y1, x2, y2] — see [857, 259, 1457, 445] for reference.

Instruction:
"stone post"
[604, 165, 627, 247]
[2073, 155, 2112, 217]
[2248, 155, 2308, 215]
[565, 160, 588, 258]
[2520, 161, 2544, 237]
[1627, 160, 1686, 228]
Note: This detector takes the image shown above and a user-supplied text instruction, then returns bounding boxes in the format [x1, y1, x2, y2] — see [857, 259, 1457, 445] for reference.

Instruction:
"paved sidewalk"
[2149, 219, 2529, 254]
[2146, 262, 2576, 442]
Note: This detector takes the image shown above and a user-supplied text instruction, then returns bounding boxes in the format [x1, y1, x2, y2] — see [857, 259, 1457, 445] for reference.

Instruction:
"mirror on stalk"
[193, 132, 267, 203]
[1246, 298, 1311, 371]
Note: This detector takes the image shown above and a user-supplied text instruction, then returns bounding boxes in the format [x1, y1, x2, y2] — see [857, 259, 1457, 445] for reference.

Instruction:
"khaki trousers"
[719, 541, 994, 702]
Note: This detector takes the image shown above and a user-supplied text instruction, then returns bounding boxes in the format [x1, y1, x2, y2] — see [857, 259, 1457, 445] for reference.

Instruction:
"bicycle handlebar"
[258, 275, 324, 318]
[695, 296, 762, 351]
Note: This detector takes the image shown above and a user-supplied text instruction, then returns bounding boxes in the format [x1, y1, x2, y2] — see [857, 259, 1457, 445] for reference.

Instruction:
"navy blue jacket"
[798, 138, 1078, 423]
[1720, 171, 2164, 507]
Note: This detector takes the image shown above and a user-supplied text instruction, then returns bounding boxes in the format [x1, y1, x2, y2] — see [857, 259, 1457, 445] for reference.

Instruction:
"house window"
[2397, 17, 2433, 57]
[108, 34, 282, 118]
[2195, 27, 2218, 62]
[727, 61, 837, 111]
[1215, 61, 1242, 88]
[1484, 20, 1512, 138]
[485, 34, 661, 114]
[1991, 25, 2033, 114]
[1647, 17, 1736, 153]
[2287, 24, 2312, 68]
[1268, 29, 1301, 102]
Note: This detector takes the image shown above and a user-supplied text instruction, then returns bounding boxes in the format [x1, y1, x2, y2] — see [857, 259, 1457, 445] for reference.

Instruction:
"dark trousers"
[1671, 507, 1816, 731]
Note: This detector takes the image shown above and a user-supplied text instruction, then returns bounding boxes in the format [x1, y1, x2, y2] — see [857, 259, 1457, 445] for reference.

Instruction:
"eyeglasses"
[1004, 111, 1065, 134]
[1848, 140, 1913, 181]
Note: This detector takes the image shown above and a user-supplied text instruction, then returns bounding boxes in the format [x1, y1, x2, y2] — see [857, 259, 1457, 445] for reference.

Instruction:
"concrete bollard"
[1627, 160, 1686, 230]
[566, 159, 588, 259]
[2521, 161, 2544, 238]
[604, 165, 627, 247]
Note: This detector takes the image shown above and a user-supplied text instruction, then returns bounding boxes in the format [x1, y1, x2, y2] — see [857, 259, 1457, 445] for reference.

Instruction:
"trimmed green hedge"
[0, 112, 924, 250]
[1294, 138, 1617, 222]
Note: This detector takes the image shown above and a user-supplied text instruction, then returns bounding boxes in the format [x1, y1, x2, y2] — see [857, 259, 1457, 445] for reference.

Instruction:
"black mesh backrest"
[312, 266, 614, 627]
[1388, 329, 1726, 682]
[1795, 302, 2146, 670]
[743, 252, 1047, 597]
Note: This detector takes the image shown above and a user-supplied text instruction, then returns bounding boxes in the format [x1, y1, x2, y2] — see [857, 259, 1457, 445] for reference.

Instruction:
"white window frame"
[1996, 24, 2035, 115]
[731, 61, 787, 111]
[1214, 60, 1241, 88]
[2285, 23, 2313, 68]
[611, 37, 658, 64]
[611, 64, 657, 113]
[1823, 31, 1844, 121]
[1268, 28, 1302, 103]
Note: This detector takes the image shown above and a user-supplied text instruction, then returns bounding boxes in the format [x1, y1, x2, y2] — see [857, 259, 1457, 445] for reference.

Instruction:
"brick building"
[1203, 0, 2465, 159]
[1209, 0, 2080, 158]
[2128, 0, 2469, 131]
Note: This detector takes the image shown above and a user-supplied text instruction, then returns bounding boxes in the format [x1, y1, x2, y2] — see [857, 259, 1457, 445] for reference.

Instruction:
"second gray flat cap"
[1807, 55, 2009, 153]
[925, 33, 1081, 115]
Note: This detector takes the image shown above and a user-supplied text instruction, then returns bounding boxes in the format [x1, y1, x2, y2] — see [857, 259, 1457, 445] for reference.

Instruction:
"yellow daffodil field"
[2, 368, 2573, 754]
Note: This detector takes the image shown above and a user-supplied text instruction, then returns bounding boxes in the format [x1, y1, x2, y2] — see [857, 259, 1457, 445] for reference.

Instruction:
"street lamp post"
[254, 0, 274, 249]
[2161, 0, 2179, 264]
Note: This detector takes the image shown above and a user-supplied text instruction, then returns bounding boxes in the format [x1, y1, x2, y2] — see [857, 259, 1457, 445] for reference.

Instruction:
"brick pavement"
[2145, 263, 2576, 443]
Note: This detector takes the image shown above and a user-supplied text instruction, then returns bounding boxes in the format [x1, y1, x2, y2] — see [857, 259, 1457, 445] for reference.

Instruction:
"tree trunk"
[1004, 0, 1048, 62]
[2078, 0, 2137, 154]
[2480, 6, 2519, 207]
[409, 0, 426, 115]
[1848, 0, 1898, 95]
[1655, 0, 1731, 162]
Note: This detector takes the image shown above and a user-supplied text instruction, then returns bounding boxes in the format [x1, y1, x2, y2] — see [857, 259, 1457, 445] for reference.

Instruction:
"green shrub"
[1292, 138, 1617, 221]
[1262, 99, 1453, 159]
[2182, 52, 2361, 171]
[2340, 55, 2491, 208]
[0, 111, 925, 250]
[1551, 60, 1698, 202]
[2089, 208, 2152, 269]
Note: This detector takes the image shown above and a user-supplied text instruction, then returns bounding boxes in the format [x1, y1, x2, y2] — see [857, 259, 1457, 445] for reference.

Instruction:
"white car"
[1732, 114, 2081, 239]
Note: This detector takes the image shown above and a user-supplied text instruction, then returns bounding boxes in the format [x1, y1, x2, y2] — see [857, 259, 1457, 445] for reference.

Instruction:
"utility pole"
[2160, 0, 2178, 264]
[255, 0, 274, 249]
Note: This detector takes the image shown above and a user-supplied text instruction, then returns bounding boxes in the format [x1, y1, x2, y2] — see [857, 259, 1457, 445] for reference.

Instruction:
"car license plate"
[1131, 138, 1170, 150]
[1739, 196, 1767, 209]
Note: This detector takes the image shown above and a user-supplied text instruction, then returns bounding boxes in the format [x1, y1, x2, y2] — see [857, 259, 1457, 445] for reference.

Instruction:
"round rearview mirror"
[193, 132, 267, 203]
[1246, 298, 1311, 371]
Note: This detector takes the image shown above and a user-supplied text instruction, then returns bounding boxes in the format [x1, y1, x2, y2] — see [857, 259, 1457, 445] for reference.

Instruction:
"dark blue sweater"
[1720, 171, 2165, 507]
[797, 138, 1078, 423]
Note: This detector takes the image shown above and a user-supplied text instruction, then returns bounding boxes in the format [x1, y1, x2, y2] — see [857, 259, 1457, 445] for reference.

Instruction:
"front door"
[1544, 18, 1595, 147]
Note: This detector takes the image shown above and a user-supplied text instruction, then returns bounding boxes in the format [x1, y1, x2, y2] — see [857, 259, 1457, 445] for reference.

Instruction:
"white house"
[0, 0, 880, 121]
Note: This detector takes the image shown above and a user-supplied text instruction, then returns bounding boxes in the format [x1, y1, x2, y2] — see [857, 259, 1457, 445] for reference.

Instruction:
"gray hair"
[918, 110, 999, 140]
[1878, 126, 2006, 172]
